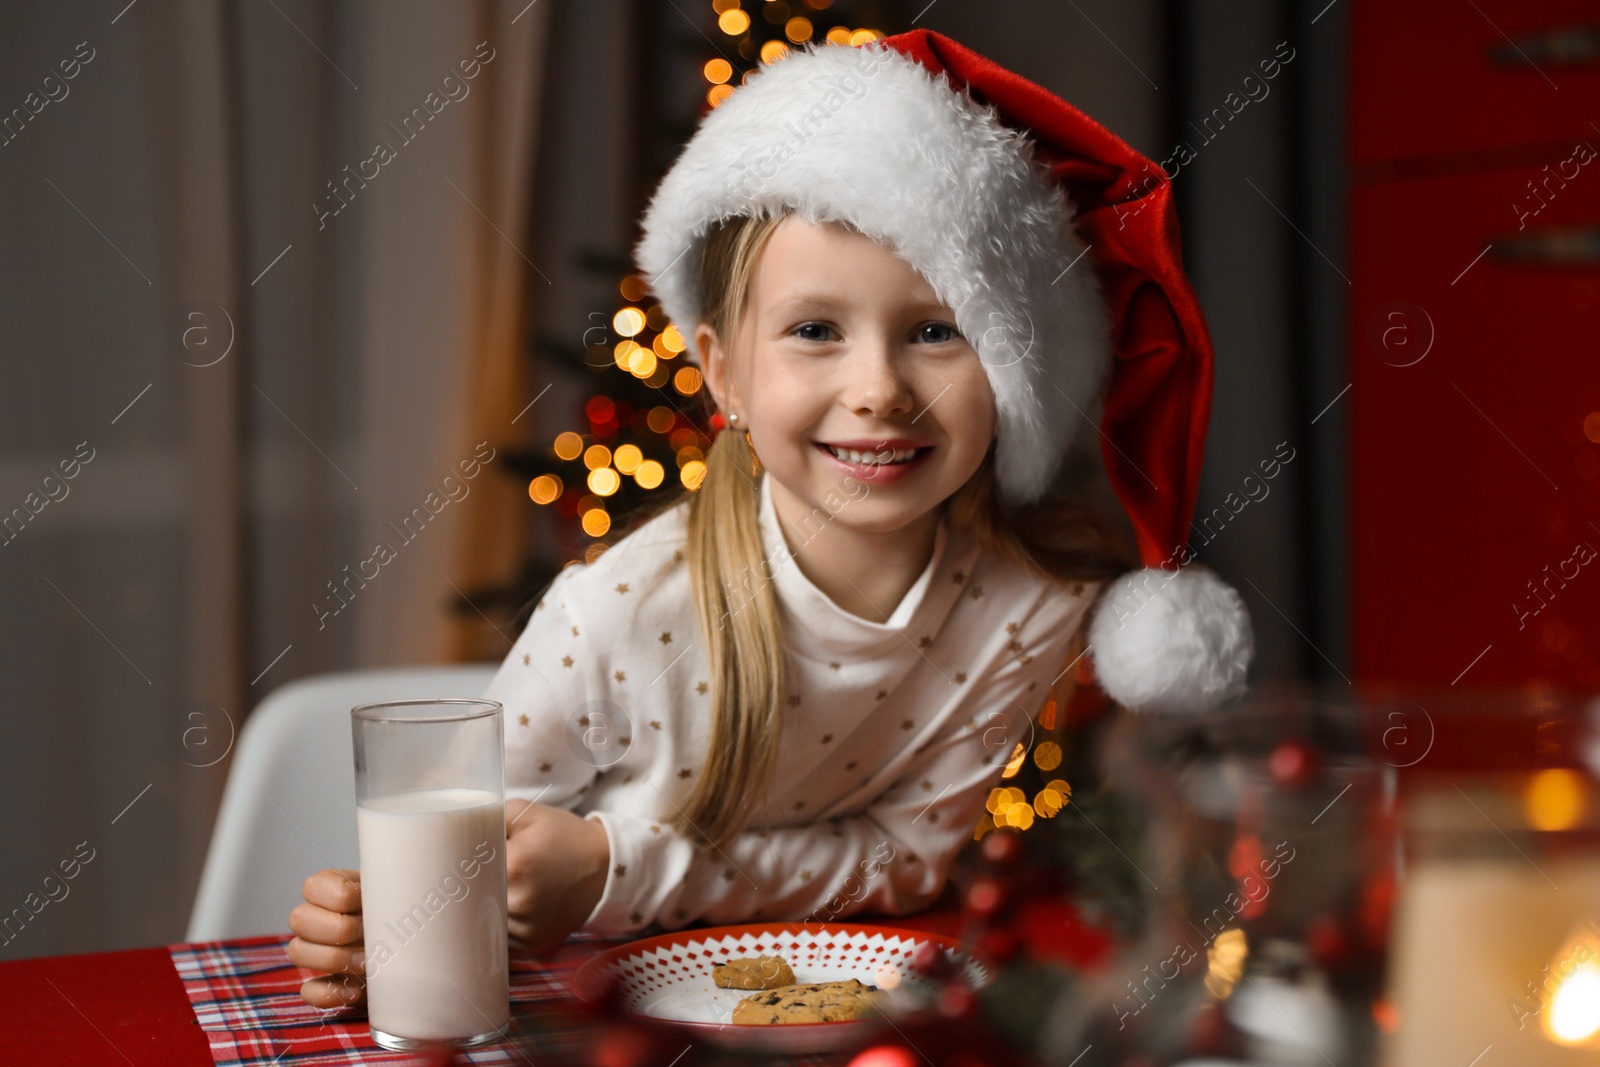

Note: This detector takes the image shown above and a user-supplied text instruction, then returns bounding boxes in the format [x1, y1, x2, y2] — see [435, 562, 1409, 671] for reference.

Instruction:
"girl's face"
[697, 214, 996, 537]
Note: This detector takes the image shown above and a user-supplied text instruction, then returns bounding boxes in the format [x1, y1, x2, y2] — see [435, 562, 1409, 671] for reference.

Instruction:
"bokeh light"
[613, 443, 643, 475]
[674, 366, 704, 395]
[1526, 768, 1588, 831]
[1205, 929, 1248, 999]
[703, 58, 733, 84]
[681, 459, 707, 490]
[717, 8, 750, 35]
[784, 16, 813, 41]
[1033, 787, 1065, 818]
[580, 508, 611, 537]
[1547, 958, 1600, 1045]
[583, 444, 612, 470]
[612, 307, 646, 337]
[634, 459, 665, 489]
[1033, 740, 1063, 772]
[1000, 741, 1026, 779]
[553, 432, 583, 461]
[528, 474, 562, 504]
[613, 339, 643, 370]
[587, 467, 621, 496]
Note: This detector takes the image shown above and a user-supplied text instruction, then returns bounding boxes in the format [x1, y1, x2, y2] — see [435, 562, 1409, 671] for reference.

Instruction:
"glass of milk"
[351, 697, 510, 1051]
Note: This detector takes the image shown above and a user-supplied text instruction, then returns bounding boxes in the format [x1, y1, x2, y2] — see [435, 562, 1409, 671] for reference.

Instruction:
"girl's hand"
[287, 868, 367, 1008]
[504, 800, 611, 955]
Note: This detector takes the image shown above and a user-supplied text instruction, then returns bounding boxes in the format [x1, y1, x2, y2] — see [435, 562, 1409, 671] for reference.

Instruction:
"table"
[0, 888, 1112, 1066]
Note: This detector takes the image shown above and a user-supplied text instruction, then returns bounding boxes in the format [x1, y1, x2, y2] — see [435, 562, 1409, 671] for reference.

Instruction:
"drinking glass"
[351, 697, 510, 1051]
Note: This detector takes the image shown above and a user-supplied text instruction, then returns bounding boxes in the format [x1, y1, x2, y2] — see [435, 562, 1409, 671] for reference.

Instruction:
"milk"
[356, 787, 509, 1044]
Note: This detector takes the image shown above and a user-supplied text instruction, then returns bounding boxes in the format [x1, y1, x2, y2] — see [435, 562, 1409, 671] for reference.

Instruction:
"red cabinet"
[1348, 2, 1600, 689]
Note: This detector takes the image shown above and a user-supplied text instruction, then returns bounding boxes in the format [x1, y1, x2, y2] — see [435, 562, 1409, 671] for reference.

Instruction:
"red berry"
[936, 979, 978, 1019]
[846, 1047, 919, 1067]
[977, 927, 1021, 966]
[963, 877, 1007, 921]
[589, 1023, 656, 1067]
[1268, 740, 1320, 786]
[1187, 1002, 1230, 1054]
[1305, 913, 1351, 968]
[910, 940, 954, 978]
[980, 828, 1025, 867]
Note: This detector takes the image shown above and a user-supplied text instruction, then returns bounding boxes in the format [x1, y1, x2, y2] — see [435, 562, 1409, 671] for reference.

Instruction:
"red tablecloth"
[0, 894, 1112, 1065]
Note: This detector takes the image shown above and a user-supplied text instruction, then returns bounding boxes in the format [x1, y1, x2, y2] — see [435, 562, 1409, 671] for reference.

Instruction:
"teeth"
[825, 445, 920, 465]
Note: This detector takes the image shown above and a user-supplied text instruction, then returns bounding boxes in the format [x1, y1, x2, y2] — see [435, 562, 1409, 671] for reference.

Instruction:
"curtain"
[0, 0, 549, 958]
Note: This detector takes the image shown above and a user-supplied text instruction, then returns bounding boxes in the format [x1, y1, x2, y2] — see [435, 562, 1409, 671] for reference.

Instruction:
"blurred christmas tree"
[459, 1, 901, 633]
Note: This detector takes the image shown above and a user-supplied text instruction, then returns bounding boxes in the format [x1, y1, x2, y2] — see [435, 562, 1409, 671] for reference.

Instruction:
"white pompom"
[1087, 565, 1253, 714]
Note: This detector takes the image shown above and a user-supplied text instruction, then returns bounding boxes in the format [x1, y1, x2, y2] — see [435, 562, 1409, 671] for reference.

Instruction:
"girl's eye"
[792, 322, 834, 343]
[916, 322, 961, 344]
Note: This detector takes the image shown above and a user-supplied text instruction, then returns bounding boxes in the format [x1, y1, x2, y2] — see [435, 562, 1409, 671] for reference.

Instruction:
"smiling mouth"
[814, 442, 931, 466]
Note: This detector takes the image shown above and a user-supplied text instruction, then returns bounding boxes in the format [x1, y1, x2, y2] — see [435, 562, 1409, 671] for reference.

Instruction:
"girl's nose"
[843, 337, 915, 419]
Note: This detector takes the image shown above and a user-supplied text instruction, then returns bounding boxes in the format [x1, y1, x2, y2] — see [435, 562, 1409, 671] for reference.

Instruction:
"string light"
[673, 366, 704, 395]
[634, 460, 665, 489]
[612, 307, 646, 337]
[613, 443, 643, 475]
[647, 406, 676, 434]
[553, 432, 583, 461]
[1000, 741, 1027, 779]
[1205, 929, 1248, 999]
[613, 339, 642, 370]
[528, 474, 562, 504]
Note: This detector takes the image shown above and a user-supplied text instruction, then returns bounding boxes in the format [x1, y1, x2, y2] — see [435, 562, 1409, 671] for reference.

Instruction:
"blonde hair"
[626, 211, 1132, 850]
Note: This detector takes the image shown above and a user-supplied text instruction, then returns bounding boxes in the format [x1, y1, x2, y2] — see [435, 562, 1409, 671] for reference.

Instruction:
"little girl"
[289, 29, 1251, 1008]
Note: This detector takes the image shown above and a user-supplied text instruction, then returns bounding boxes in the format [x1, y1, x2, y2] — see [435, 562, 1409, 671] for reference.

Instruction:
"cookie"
[713, 955, 795, 990]
[731, 978, 885, 1025]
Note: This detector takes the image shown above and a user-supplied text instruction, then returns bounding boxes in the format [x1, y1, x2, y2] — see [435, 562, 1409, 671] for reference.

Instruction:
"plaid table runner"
[167, 932, 849, 1066]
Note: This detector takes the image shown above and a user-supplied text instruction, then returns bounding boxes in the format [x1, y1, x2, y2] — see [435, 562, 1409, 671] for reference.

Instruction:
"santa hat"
[633, 29, 1251, 713]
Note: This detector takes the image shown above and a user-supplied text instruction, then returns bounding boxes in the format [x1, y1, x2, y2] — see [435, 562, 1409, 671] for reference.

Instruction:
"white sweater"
[481, 471, 1096, 936]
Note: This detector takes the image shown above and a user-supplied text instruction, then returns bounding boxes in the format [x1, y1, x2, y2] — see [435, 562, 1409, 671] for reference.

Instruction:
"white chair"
[186, 663, 499, 942]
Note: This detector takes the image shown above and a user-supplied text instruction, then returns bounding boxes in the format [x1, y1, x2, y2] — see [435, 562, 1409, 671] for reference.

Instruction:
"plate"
[569, 921, 990, 1054]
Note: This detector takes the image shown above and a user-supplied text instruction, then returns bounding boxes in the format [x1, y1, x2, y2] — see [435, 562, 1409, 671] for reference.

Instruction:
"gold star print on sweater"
[483, 471, 1097, 937]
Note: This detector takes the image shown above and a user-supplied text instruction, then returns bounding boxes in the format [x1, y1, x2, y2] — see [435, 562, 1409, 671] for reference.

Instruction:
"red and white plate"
[570, 922, 991, 1054]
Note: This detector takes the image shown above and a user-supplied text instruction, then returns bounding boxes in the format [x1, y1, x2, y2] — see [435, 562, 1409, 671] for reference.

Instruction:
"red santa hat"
[634, 29, 1252, 713]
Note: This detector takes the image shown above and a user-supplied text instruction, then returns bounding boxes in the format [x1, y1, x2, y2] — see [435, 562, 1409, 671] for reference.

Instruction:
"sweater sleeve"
[581, 585, 1092, 936]
[481, 566, 608, 809]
